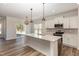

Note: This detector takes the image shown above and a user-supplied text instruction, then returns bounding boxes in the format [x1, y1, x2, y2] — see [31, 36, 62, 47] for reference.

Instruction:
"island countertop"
[17, 33, 61, 56]
[21, 33, 61, 42]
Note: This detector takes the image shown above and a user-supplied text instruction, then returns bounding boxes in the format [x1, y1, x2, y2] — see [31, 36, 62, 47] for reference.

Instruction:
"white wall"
[77, 7, 79, 49]
[6, 16, 25, 40]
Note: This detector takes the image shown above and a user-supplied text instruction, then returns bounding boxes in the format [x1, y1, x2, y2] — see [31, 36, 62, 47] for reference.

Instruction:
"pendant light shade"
[24, 16, 29, 25]
[42, 3, 45, 21]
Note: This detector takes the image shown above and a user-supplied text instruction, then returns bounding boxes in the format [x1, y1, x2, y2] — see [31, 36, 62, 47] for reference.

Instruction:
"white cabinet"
[45, 16, 78, 28]
[45, 19, 58, 28]
[63, 33, 77, 48]
[45, 18, 59, 28]
[70, 16, 78, 28]
[63, 17, 70, 28]
[54, 18, 58, 24]
[57, 16, 63, 24]
[62, 16, 78, 28]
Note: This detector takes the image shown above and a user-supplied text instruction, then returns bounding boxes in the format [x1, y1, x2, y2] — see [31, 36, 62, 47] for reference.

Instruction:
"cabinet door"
[58, 17, 63, 24]
[53, 18, 58, 24]
[70, 16, 78, 28]
[63, 34, 71, 45]
[71, 34, 77, 47]
[63, 17, 70, 28]
[63, 34, 77, 47]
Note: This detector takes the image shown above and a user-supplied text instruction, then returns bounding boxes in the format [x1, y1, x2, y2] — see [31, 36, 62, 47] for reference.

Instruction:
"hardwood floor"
[0, 38, 79, 56]
[61, 45, 79, 56]
[0, 38, 45, 56]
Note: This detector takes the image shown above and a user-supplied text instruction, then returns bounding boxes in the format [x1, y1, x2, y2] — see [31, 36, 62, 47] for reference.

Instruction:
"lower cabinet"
[63, 33, 77, 48]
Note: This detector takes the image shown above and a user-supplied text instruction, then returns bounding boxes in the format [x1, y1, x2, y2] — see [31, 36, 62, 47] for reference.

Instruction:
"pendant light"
[24, 16, 29, 25]
[42, 3, 45, 21]
[24, 8, 33, 25]
[30, 8, 33, 23]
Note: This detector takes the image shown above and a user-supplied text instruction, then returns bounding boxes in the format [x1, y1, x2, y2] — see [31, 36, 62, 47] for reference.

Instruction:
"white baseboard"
[6, 38, 16, 40]
[63, 43, 77, 48]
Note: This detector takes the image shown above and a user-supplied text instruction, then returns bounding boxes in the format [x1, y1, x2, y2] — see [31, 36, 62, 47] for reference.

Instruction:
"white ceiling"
[0, 3, 78, 20]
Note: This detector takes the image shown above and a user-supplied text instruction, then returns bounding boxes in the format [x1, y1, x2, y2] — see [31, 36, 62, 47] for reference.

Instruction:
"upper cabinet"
[45, 16, 78, 29]
[63, 16, 78, 28]
[45, 17, 59, 28]
[58, 17, 63, 24]
[69, 16, 78, 28]
[63, 17, 70, 28]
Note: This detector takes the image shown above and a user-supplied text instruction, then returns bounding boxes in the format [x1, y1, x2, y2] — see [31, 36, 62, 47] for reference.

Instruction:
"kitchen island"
[23, 34, 61, 56]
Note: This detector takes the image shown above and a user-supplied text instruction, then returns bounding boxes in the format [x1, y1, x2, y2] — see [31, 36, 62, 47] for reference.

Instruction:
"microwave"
[54, 24, 63, 28]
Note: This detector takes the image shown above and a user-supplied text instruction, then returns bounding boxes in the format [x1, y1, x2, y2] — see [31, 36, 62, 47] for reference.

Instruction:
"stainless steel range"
[53, 24, 64, 56]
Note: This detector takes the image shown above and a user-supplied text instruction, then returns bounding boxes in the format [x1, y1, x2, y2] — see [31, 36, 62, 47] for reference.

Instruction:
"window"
[34, 24, 42, 34]
[16, 24, 25, 34]
[0, 24, 1, 34]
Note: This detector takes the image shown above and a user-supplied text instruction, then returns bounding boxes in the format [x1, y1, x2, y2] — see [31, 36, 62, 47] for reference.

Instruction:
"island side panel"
[25, 36, 50, 55]
[50, 41, 58, 56]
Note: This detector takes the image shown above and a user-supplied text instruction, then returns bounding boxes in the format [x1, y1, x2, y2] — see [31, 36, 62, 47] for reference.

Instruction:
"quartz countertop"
[22, 33, 61, 42]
